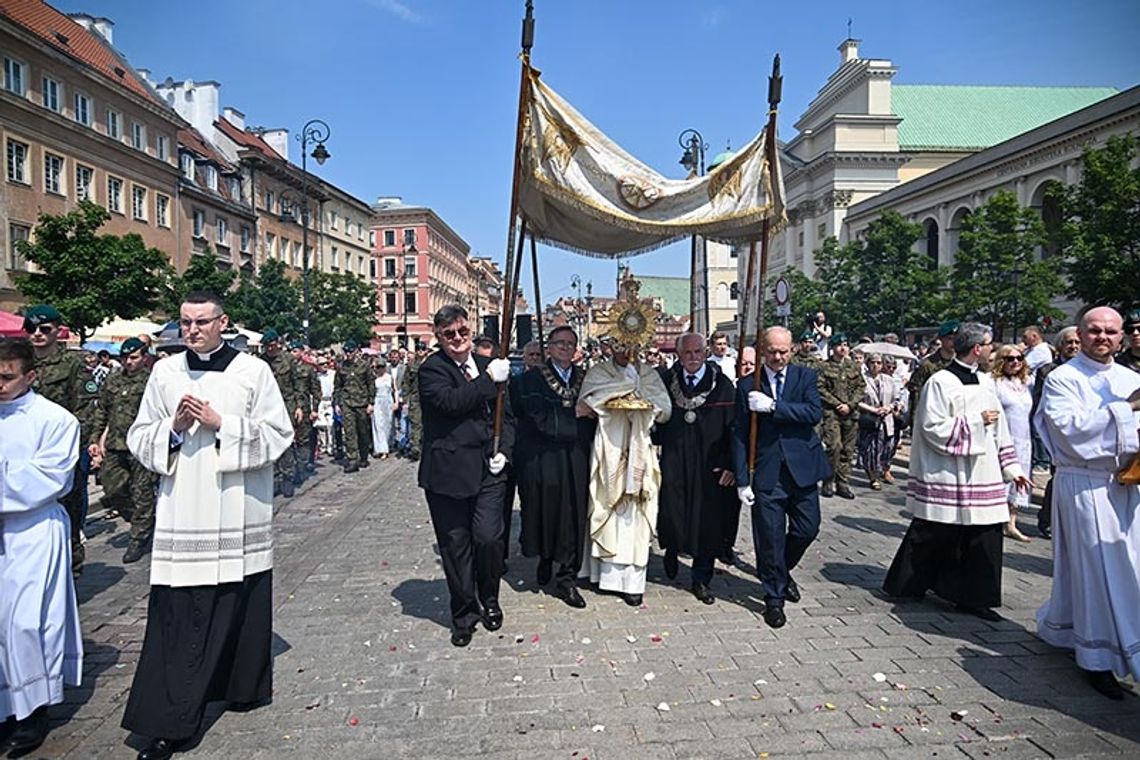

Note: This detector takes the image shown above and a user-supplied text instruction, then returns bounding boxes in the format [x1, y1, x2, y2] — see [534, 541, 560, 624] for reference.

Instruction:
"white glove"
[737, 485, 755, 508]
[747, 391, 775, 413]
[487, 358, 511, 383]
[489, 452, 507, 475]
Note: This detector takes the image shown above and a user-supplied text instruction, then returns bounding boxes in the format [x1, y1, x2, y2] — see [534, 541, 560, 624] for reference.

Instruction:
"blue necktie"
[687, 374, 697, 391]
[774, 371, 784, 401]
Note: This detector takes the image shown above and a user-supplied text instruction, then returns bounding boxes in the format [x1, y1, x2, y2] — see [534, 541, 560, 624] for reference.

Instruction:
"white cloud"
[365, 0, 423, 24]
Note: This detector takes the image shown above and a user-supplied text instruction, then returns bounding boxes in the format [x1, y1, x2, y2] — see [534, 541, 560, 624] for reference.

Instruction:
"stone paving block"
[744, 729, 830, 755]
[1028, 732, 1128, 757]
[670, 736, 759, 758]
[957, 737, 1051, 759]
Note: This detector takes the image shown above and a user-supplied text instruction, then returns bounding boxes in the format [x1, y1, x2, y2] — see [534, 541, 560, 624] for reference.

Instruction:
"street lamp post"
[678, 128, 708, 334]
[297, 119, 330, 346]
[401, 242, 415, 348]
[571, 274, 584, 335]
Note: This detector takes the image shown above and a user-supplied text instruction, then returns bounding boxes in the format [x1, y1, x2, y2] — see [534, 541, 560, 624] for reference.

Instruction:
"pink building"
[370, 197, 470, 349]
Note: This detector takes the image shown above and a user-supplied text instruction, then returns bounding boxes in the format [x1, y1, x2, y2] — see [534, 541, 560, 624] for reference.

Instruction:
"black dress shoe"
[785, 576, 801, 604]
[835, 484, 856, 499]
[1085, 669, 1125, 700]
[0, 716, 15, 745]
[137, 738, 187, 760]
[762, 606, 787, 629]
[956, 604, 1002, 622]
[4, 706, 47, 758]
[821, 481, 835, 498]
[718, 549, 738, 567]
[536, 559, 552, 586]
[691, 583, 715, 605]
[343, 463, 359, 473]
[280, 480, 295, 498]
[623, 593, 643, 607]
[450, 627, 474, 648]
[482, 601, 503, 631]
[663, 550, 679, 580]
[359, 458, 370, 468]
[560, 586, 587, 609]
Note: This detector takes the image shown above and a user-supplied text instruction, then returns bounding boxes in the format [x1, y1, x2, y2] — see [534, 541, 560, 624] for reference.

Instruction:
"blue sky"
[79, 0, 1138, 308]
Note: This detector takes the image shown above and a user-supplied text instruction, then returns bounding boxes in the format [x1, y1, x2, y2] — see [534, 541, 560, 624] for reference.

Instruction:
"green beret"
[344, 338, 359, 350]
[832, 332, 849, 345]
[799, 330, 815, 342]
[415, 340, 428, 350]
[262, 328, 281, 343]
[120, 337, 146, 356]
[23, 304, 62, 329]
[938, 320, 961, 337]
[288, 339, 305, 350]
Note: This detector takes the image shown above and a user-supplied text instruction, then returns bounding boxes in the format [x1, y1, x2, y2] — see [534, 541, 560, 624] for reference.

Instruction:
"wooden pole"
[493, 1, 536, 453]
[747, 54, 783, 476]
[530, 233, 544, 355]
[493, 219, 527, 453]
[736, 240, 757, 377]
[689, 234, 698, 330]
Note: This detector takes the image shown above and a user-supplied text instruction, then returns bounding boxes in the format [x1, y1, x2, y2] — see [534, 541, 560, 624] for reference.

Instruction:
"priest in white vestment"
[0, 339, 83, 756]
[577, 345, 671, 606]
[1035, 306, 1140, 700]
[122, 292, 293, 760]
[884, 323, 1030, 621]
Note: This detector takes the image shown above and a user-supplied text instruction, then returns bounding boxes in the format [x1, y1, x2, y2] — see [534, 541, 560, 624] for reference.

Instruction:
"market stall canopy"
[89, 317, 164, 343]
[859, 341, 918, 361]
[1, 309, 70, 339]
[517, 68, 786, 258]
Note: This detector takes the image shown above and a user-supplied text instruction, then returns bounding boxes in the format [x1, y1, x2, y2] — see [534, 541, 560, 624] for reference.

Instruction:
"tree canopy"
[163, 249, 237, 314]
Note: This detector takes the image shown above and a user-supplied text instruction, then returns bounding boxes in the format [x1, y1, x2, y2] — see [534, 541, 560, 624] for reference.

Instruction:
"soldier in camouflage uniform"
[905, 320, 959, 423]
[88, 337, 156, 563]
[25, 304, 91, 575]
[262, 329, 305, 497]
[334, 339, 374, 473]
[291, 340, 321, 477]
[400, 339, 430, 462]
[1116, 309, 1140, 374]
[791, 330, 821, 370]
[818, 333, 863, 499]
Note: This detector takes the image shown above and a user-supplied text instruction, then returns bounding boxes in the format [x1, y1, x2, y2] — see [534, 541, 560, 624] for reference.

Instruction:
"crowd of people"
[1, 293, 1138, 757]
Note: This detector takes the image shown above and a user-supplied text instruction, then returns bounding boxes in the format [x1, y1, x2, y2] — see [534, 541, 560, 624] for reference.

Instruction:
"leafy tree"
[225, 258, 302, 336]
[1057, 134, 1140, 311]
[163, 249, 237, 314]
[13, 200, 171, 343]
[951, 190, 1063, 341]
[308, 270, 379, 348]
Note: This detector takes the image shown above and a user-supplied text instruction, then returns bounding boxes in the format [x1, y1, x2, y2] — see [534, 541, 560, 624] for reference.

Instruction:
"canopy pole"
[494, 218, 528, 454]
[530, 234, 544, 355]
[748, 54, 783, 477]
[736, 240, 757, 377]
[493, 0, 536, 454]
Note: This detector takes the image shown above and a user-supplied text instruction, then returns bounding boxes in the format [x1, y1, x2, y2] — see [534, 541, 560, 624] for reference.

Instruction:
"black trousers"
[122, 571, 273, 741]
[502, 469, 516, 561]
[751, 464, 821, 608]
[721, 497, 742, 558]
[883, 519, 1003, 608]
[426, 482, 506, 630]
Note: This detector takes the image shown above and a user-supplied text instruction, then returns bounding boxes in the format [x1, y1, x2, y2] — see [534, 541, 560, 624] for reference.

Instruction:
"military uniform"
[818, 356, 864, 496]
[334, 349, 374, 471]
[91, 360, 156, 545]
[401, 352, 424, 461]
[292, 348, 321, 473]
[264, 343, 305, 494]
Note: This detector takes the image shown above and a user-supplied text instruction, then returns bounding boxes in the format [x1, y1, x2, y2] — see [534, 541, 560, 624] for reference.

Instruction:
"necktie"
[462, 362, 475, 381]
[687, 374, 697, 391]
[774, 371, 784, 401]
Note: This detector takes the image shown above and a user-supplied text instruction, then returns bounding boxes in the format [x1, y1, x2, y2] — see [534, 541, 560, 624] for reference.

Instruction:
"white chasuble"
[0, 392, 83, 720]
[578, 360, 671, 591]
[128, 350, 293, 587]
[1035, 352, 1140, 679]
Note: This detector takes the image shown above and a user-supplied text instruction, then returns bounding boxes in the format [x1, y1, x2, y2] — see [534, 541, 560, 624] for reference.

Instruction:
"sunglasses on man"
[25, 323, 57, 335]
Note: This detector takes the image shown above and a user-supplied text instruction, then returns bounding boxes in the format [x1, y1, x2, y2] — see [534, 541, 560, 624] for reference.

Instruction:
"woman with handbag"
[856, 354, 898, 490]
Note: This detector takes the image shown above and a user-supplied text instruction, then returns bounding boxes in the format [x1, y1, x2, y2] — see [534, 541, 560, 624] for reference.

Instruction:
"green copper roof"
[708, 149, 735, 170]
[637, 275, 691, 317]
[892, 85, 1117, 151]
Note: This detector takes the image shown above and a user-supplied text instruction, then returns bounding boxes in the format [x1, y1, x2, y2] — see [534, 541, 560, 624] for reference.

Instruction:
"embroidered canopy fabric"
[518, 68, 786, 258]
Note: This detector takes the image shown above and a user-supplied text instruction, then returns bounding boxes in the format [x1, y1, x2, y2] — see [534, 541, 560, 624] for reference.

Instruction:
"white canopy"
[89, 317, 164, 343]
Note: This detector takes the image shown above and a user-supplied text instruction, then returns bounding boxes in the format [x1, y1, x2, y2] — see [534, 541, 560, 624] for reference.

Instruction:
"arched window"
[922, 218, 939, 271]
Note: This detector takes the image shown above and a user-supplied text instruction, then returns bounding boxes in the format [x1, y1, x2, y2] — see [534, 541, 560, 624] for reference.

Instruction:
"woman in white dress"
[371, 361, 397, 459]
[992, 344, 1033, 542]
[315, 359, 336, 457]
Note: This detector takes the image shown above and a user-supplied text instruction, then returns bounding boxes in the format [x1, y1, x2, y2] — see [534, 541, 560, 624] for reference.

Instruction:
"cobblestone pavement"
[40, 455, 1140, 759]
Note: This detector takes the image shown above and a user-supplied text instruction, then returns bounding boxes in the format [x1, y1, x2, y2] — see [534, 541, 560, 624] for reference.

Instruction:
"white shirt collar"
[952, 358, 979, 374]
[455, 356, 477, 376]
[763, 364, 785, 385]
[552, 362, 572, 382]
[683, 363, 707, 385]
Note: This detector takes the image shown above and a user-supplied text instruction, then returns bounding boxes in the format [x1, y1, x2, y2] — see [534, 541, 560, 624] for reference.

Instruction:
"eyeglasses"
[549, 340, 576, 349]
[440, 326, 471, 340]
[24, 324, 56, 335]
[1127, 325, 1140, 335]
[179, 315, 223, 329]
[1003, 356, 1024, 363]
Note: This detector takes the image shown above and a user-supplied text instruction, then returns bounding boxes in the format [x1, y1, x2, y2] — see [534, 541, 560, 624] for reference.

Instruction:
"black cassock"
[652, 362, 736, 559]
[516, 362, 596, 568]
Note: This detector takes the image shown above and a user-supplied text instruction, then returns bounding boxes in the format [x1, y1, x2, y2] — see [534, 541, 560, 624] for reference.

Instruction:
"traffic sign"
[774, 277, 790, 305]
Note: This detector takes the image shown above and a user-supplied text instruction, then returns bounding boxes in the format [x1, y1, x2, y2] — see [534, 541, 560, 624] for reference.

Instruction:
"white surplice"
[578, 359, 671, 594]
[1035, 352, 1140, 679]
[128, 349, 294, 588]
[0, 392, 83, 720]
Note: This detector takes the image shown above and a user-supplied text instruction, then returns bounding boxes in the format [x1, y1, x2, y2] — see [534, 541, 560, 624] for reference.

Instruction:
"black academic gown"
[516, 362, 595, 567]
[652, 362, 736, 559]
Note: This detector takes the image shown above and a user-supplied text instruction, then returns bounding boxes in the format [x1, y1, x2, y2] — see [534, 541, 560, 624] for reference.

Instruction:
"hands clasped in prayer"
[173, 394, 221, 432]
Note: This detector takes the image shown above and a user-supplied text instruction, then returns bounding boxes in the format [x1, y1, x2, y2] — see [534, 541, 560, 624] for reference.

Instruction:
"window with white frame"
[3, 57, 26, 95]
[73, 92, 91, 126]
[192, 208, 205, 238]
[106, 109, 121, 140]
[368, 230, 376, 247]
[404, 257, 416, 277]
[240, 225, 251, 253]
[131, 121, 144, 150]
[403, 228, 416, 246]
[204, 165, 217, 191]
[359, 256, 367, 276]
[404, 291, 416, 314]
[6, 140, 29, 184]
[8, 223, 31, 270]
[44, 153, 63, 195]
[369, 258, 376, 279]
[227, 176, 240, 201]
[329, 210, 339, 230]
[266, 233, 276, 259]
[132, 185, 147, 220]
[156, 194, 170, 227]
[384, 292, 396, 314]
[180, 153, 194, 180]
[331, 246, 339, 269]
[41, 76, 61, 112]
[156, 134, 169, 161]
[384, 229, 395, 247]
[215, 216, 228, 246]
[107, 176, 123, 213]
[75, 164, 93, 201]
[264, 189, 275, 211]
[384, 258, 396, 277]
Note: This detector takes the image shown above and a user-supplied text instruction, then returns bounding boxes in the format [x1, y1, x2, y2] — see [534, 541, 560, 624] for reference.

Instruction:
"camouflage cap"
[23, 304, 62, 329]
[938, 320, 961, 337]
[119, 337, 147, 356]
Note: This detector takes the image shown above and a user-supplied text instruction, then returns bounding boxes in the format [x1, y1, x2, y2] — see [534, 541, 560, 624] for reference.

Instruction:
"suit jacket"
[733, 363, 831, 491]
[417, 351, 516, 499]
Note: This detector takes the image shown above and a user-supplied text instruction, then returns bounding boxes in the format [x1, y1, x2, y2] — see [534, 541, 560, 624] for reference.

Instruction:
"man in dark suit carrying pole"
[418, 305, 515, 648]
[733, 326, 831, 629]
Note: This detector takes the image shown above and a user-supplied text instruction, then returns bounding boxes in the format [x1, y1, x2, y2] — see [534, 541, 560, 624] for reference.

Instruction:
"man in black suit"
[418, 305, 515, 647]
[733, 326, 831, 629]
